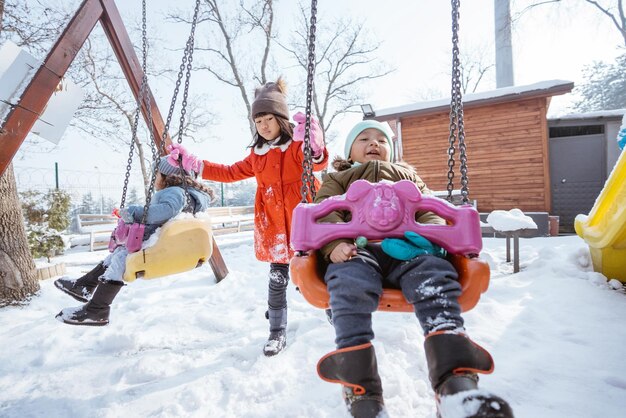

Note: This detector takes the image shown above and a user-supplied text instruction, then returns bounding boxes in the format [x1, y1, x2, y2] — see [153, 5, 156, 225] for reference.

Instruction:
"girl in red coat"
[186, 77, 328, 356]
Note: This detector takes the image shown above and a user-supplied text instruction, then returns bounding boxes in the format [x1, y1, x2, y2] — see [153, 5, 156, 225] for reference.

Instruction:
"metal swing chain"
[446, 0, 470, 204]
[138, 0, 160, 225]
[173, 0, 202, 210]
[119, 96, 140, 209]
[158, 0, 201, 155]
[119, 0, 152, 210]
[139, 0, 202, 222]
[299, 0, 318, 203]
[154, 0, 202, 213]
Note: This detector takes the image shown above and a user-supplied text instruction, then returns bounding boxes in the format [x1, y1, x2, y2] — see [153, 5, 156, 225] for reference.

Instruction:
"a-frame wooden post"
[0, 0, 229, 281]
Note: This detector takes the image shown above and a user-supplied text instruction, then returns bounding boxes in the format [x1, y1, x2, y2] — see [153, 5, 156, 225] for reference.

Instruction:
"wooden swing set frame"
[0, 0, 229, 281]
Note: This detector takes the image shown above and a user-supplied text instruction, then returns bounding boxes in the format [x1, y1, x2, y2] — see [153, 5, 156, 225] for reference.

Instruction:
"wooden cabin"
[373, 80, 574, 214]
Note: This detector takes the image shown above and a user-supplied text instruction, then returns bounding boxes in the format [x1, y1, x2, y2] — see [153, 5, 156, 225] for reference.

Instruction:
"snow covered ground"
[1, 232, 625, 418]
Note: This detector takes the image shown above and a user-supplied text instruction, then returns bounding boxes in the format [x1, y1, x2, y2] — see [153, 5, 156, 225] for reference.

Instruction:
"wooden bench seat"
[206, 206, 255, 235]
[75, 206, 255, 252]
[76, 213, 118, 252]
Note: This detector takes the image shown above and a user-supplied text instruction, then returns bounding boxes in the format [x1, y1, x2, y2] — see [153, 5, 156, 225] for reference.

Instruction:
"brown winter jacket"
[202, 140, 328, 264]
[314, 159, 444, 262]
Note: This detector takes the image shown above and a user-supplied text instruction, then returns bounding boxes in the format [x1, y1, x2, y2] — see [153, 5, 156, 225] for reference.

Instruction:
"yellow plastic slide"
[575, 148, 626, 283]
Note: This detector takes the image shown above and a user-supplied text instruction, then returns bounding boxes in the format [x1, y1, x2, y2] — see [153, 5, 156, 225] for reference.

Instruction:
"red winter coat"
[202, 140, 328, 264]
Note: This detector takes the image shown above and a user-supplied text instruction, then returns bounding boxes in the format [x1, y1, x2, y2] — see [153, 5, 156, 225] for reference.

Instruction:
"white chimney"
[494, 0, 514, 87]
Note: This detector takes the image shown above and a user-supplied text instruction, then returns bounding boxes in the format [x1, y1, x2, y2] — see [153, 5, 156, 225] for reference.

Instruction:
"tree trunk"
[0, 0, 5, 33]
[0, 163, 39, 307]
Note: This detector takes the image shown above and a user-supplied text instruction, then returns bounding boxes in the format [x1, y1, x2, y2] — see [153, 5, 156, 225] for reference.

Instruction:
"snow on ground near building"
[1, 233, 625, 418]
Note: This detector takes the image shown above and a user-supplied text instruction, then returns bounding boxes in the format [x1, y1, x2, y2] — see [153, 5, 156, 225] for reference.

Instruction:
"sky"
[7, 0, 626, 182]
[1, 222, 625, 417]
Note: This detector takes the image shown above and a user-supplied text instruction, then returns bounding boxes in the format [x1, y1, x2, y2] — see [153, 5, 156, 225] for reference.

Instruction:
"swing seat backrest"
[289, 179, 489, 313]
[123, 217, 213, 282]
[291, 179, 482, 255]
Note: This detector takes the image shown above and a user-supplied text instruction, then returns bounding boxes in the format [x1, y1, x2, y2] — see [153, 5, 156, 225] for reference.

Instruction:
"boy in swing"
[313, 120, 514, 418]
[54, 155, 213, 326]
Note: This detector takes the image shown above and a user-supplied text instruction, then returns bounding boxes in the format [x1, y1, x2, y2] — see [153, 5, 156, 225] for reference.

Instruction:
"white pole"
[94, 166, 103, 214]
[494, 0, 514, 87]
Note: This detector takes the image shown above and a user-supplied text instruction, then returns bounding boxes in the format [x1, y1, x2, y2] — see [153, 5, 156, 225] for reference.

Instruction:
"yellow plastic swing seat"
[123, 218, 213, 282]
[290, 251, 490, 313]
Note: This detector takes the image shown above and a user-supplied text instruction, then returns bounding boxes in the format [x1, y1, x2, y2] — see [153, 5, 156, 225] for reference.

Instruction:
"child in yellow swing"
[54, 156, 214, 326]
[313, 120, 514, 418]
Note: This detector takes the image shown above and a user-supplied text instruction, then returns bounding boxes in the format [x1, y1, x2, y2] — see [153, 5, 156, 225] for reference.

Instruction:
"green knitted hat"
[344, 120, 394, 162]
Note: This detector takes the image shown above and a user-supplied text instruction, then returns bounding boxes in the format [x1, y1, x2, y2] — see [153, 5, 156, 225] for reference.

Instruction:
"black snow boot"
[54, 262, 106, 302]
[318, 343, 385, 418]
[55, 280, 124, 326]
[263, 307, 287, 356]
[424, 331, 514, 418]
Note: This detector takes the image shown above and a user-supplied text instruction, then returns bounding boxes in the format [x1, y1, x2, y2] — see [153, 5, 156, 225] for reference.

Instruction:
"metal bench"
[481, 225, 528, 273]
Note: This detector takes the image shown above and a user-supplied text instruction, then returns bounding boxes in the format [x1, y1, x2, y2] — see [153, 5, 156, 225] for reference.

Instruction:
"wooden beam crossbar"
[99, 0, 167, 150]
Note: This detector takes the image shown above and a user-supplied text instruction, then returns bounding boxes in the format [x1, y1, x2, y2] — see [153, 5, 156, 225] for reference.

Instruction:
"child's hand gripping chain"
[167, 143, 202, 173]
[292, 111, 325, 157]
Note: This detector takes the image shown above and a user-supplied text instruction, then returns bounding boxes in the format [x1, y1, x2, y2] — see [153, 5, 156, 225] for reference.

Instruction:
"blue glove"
[617, 128, 626, 151]
[381, 231, 446, 260]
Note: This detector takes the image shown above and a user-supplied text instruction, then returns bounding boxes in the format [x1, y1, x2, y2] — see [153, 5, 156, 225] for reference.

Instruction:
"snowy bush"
[20, 189, 71, 261]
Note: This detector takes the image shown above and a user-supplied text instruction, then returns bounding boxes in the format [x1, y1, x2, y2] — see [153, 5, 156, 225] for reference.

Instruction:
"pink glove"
[293, 111, 325, 157]
[166, 143, 202, 174]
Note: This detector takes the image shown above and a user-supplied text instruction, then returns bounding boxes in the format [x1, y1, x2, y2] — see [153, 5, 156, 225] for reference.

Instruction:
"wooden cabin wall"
[395, 98, 551, 212]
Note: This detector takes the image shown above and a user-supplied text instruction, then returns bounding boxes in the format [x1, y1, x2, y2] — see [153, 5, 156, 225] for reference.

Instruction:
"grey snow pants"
[324, 243, 464, 348]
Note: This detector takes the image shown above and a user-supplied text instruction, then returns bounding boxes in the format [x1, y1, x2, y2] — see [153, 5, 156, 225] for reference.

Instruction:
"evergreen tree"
[46, 189, 71, 231]
[25, 224, 65, 263]
[126, 187, 142, 206]
[19, 189, 70, 262]
[228, 181, 256, 206]
[103, 197, 117, 214]
[80, 192, 97, 214]
[573, 53, 626, 112]
[19, 190, 46, 224]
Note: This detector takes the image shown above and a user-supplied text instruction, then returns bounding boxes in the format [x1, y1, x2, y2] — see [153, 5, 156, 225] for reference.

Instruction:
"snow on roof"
[548, 108, 626, 121]
[374, 80, 574, 119]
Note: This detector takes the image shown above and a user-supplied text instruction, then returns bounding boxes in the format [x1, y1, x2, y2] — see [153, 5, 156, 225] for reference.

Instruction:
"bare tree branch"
[0, 0, 72, 56]
[168, 1, 276, 135]
[582, 0, 626, 45]
[456, 42, 496, 94]
[516, 0, 626, 47]
[240, 0, 274, 84]
[281, 6, 394, 143]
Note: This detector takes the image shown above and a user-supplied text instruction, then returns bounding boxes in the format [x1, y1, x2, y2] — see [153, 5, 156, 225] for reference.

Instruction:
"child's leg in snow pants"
[324, 244, 463, 348]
